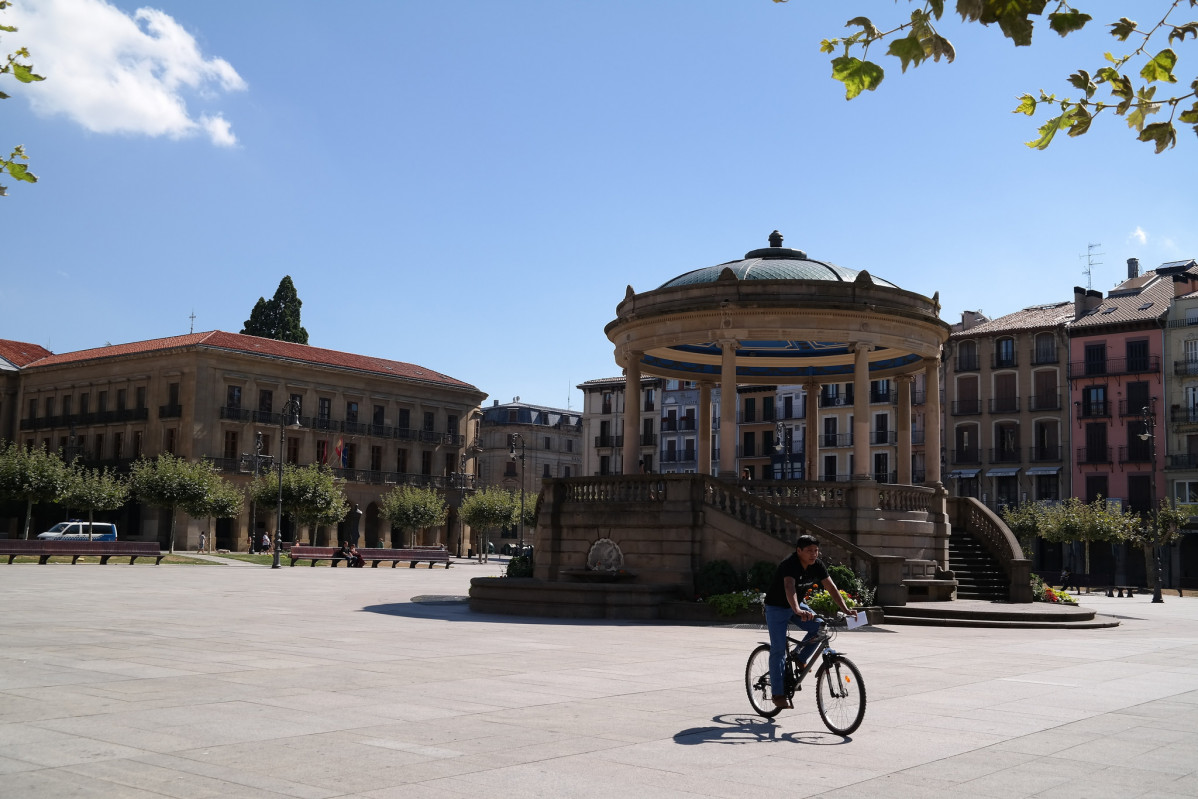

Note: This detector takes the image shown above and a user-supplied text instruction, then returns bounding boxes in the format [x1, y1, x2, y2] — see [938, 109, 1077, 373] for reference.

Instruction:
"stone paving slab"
[1, 560, 1196, 797]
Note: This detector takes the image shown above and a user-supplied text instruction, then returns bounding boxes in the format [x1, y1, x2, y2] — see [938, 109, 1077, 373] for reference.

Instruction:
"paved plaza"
[2, 559, 1197, 798]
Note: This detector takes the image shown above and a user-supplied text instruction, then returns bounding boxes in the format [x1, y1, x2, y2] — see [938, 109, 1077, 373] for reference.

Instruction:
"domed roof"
[657, 231, 897, 290]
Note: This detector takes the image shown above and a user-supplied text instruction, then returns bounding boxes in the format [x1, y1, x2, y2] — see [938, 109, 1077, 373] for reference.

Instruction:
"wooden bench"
[0, 540, 164, 565]
[288, 545, 450, 568]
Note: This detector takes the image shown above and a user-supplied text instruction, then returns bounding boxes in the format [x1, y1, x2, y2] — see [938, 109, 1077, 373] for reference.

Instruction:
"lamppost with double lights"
[240, 433, 272, 553]
[1140, 404, 1165, 603]
[273, 398, 303, 569]
[509, 433, 526, 552]
[774, 421, 792, 480]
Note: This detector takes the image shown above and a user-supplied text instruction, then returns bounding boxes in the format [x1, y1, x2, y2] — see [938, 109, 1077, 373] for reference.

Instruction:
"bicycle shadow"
[673, 714, 853, 746]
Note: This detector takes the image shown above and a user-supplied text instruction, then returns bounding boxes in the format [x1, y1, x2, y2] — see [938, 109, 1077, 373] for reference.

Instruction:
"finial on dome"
[768, 230, 783, 248]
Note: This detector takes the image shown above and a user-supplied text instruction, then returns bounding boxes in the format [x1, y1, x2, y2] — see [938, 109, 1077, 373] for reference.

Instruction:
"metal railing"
[1028, 394, 1061, 411]
[951, 399, 982, 415]
[989, 447, 1022, 463]
[952, 448, 982, 464]
[989, 396, 1020, 413]
[1030, 445, 1061, 461]
[1077, 402, 1111, 419]
[1118, 445, 1153, 464]
[1067, 355, 1160, 378]
[1077, 445, 1112, 464]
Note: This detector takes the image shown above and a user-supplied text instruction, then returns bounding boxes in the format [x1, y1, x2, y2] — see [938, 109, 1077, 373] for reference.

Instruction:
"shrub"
[505, 555, 533, 578]
[746, 560, 776, 591]
[705, 589, 762, 617]
[694, 560, 744, 598]
[804, 588, 857, 616]
[827, 564, 860, 595]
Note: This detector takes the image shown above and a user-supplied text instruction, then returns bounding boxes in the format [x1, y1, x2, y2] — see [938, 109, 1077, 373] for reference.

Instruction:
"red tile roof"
[23, 331, 481, 391]
[1068, 272, 1179, 330]
[950, 302, 1072, 338]
[0, 338, 54, 367]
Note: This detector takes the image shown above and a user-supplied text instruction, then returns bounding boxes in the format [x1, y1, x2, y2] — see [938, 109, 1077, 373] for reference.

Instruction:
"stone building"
[577, 376, 662, 475]
[474, 399, 583, 489]
[4, 331, 485, 549]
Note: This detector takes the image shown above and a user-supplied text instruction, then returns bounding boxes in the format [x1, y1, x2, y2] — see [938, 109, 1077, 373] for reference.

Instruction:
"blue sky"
[4, 1, 1195, 411]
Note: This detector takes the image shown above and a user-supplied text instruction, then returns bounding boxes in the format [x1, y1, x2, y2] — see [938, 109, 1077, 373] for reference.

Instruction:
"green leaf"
[1068, 69, 1096, 97]
[929, 33, 956, 63]
[1179, 102, 1198, 125]
[1140, 49, 1178, 84]
[1169, 22, 1198, 45]
[0, 23, 16, 32]
[819, 38, 838, 55]
[831, 56, 884, 99]
[1025, 110, 1072, 150]
[1109, 17, 1137, 42]
[1048, 11, 1091, 36]
[844, 16, 881, 40]
[11, 63, 46, 83]
[4, 161, 35, 183]
[1138, 122, 1176, 153]
[1012, 93, 1037, 116]
[1066, 105, 1092, 137]
[887, 34, 926, 72]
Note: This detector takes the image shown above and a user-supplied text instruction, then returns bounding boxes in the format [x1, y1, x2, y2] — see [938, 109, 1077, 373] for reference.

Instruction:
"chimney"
[959, 310, 988, 331]
[1128, 257, 1140, 279]
[1075, 286, 1103, 319]
[1177, 273, 1196, 298]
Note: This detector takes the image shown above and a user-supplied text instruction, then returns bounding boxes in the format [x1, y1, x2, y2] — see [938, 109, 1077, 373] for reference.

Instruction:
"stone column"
[897, 374, 914, 484]
[924, 356, 942, 485]
[698, 381, 713, 475]
[621, 353, 641, 474]
[719, 339, 738, 477]
[805, 379, 820, 481]
[852, 343, 872, 480]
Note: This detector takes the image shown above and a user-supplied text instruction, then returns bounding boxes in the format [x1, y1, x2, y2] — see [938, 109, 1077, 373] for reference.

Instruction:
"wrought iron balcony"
[1077, 402, 1110, 419]
[951, 399, 982, 416]
[1028, 394, 1061, 411]
[989, 396, 1020, 413]
[1077, 445, 1112, 464]
[952, 448, 981, 464]
[1067, 355, 1160, 378]
[989, 447, 1022, 463]
[1030, 348, 1059, 365]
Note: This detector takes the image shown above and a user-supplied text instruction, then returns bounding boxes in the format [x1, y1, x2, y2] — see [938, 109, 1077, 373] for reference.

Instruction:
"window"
[226, 386, 241, 409]
[742, 431, 756, 457]
[444, 453, 456, 476]
[80, 393, 90, 415]
[98, 391, 108, 412]
[290, 393, 304, 414]
[346, 402, 358, 423]
[317, 440, 329, 464]
[543, 463, 551, 478]
[373, 405, 385, 425]
[62, 395, 72, 417]
[1127, 339, 1149, 372]
[224, 431, 238, 459]
[28, 398, 37, 419]
[1175, 481, 1198, 506]
[1084, 422, 1108, 462]
[823, 454, 837, 482]
[370, 446, 382, 472]
[564, 466, 571, 477]
[259, 390, 273, 414]
[398, 408, 411, 430]
[544, 436, 552, 450]
[1034, 333, 1057, 363]
[421, 451, 432, 475]
[423, 411, 435, 432]
[45, 396, 54, 416]
[1084, 343, 1106, 375]
[743, 397, 756, 423]
[763, 396, 774, 421]
[396, 448, 408, 473]
[447, 414, 458, 436]
[113, 432, 123, 458]
[343, 443, 356, 469]
[566, 439, 573, 452]
[599, 455, 610, 475]
[132, 430, 143, 457]
[287, 437, 299, 464]
[135, 387, 146, 409]
[1082, 385, 1107, 417]
[873, 452, 889, 483]
[1126, 381, 1151, 417]
[318, 397, 331, 421]
[957, 340, 978, 370]
[168, 383, 180, 406]
[995, 337, 1015, 368]
[93, 434, 103, 460]
[165, 428, 177, 454]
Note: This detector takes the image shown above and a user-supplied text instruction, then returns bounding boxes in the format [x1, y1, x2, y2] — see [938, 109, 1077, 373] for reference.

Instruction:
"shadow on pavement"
[673, 714, 852, 746]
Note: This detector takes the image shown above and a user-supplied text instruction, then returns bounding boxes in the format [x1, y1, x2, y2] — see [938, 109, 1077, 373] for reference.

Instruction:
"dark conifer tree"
[241, 276, 309, 344]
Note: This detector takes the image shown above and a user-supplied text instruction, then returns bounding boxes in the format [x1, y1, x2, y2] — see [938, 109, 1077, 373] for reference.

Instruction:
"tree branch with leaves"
[777, 0, 1198, 152]
[1, 0, 45, 196]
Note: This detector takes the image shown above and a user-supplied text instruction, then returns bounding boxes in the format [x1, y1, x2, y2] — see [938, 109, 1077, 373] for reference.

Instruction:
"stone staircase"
[880, 601, 1119, 629]
[948, 525, 1008, 601]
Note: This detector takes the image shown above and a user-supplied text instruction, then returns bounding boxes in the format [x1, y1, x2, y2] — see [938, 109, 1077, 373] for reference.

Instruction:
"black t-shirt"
[763, 553, 829, 608]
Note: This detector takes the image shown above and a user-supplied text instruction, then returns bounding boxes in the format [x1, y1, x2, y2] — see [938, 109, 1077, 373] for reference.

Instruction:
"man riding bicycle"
[763, 534, 858, 709]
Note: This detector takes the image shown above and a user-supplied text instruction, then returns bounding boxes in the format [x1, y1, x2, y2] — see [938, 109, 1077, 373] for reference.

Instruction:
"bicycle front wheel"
[815, 655, 866, 735]
[744, 644, 782, 718]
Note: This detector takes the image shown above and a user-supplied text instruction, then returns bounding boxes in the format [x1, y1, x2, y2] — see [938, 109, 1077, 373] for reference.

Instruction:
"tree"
[191, 477, 243, 549]
[128, 454, 222, 554]
[61, 466, 129, 538]
[240, 276, 309, 344]
[249, 463, 347, 544]
[779, 0, 1198, 152]
[1127, 499, 1191, 590]
[1035, 496, 1138, 574]
[459, 487, 518, 560]
[379, 485, 447, 547]
[1, 1, 45, 196]
[0, 441, 70, 539]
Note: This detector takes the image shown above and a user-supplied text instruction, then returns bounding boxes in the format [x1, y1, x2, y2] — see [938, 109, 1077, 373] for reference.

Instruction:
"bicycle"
[744, 614, 867, 735]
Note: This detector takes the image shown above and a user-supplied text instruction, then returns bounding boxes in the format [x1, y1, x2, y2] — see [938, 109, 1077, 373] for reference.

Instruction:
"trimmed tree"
[1037, 496, 1138, 576]
[61, 466, 129, 539]
[0, 441, 71, 539]
[250, 464, 347, 545]
[241, 276, 309, 344]
[459, 487, 517, 560]
[128, 454, 220, 554]
[379, 485, 447, 547]
[190, 476, 244, 550]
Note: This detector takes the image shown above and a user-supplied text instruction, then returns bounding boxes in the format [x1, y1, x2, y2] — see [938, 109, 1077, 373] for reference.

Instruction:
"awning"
[1026, 466, 1061, 475]
[987, 467, 1021, 477]
[947, 469, 980, 479]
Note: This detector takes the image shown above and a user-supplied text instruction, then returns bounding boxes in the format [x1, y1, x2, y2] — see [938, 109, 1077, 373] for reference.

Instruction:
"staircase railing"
[948, 496, 1032, 602]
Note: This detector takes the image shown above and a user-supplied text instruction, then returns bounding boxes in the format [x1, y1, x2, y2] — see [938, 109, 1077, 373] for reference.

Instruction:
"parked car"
[37, 522, 119, 541]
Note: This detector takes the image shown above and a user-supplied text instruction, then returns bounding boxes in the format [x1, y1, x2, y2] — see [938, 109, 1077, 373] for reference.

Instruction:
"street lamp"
[273, 398, 303, 569]
[774, 421, 793, 480]
[509, 433, 526, 552]
[1139, 404, 1164, 603]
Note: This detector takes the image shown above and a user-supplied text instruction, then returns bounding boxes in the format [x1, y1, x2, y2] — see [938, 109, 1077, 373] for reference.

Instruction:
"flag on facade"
[334, 437, 343, 466]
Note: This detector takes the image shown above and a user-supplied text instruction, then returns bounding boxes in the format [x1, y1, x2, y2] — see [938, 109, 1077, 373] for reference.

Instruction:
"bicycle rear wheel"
[744, 644, 782, 718]
[815, 655, 866, 735]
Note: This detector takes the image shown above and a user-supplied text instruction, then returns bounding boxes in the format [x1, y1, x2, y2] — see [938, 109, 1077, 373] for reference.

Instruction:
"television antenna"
[1079, 243, 1104, 290]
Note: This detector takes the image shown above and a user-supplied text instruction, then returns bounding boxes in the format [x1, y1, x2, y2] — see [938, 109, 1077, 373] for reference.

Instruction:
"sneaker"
[772, 695, 793, 709]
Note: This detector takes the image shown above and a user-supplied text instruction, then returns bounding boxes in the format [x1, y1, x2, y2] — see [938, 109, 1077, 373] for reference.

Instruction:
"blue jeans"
[764, 603, 824, 698]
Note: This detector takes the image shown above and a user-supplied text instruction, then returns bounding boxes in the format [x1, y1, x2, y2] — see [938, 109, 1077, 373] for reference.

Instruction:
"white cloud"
[1129, 226, 1148, 245]
[8, 0, 246, 147]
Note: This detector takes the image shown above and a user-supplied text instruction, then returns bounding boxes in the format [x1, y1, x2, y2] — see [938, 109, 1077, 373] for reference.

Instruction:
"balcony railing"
[1077, 445, 1112, 464]
[1030, 348, 1059, 364]
[662, 418, 697, 432]
[640, 433, 657, 446]
[594, 435, 622, 448]
[951, 399, 982, 415]
[1167, 453, 1198, 469]
[911, 429, 926, 445]
[870, 390, 894, 404]
[991, 352, 1018, 369]
[1030, 445, 1061, 462]
[1028, 393, 1061, 411]
[219, 406, 252, 422]
[1176, 360, 1198, 376]
[818, 394, 851, 408]
[952, 448, 981, 464]
[1067, 355, 1160, 378]
[1118, 399, 1154, 417]
[1171, 407, 1198, 425]
[20, 407, 152, 431]
[989, 396, 1020, 413]
[1118, 445, 1153, 464]
[1077, 402, 1110, 419]
[989, 447, 1022, 463]
[870, 430, 897, 445]
[820, 433, 852, 448]
[159, 404, 183, 419]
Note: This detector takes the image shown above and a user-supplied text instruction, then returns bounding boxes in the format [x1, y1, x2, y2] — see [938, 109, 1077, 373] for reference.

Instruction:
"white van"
[37, 522, 119, 541]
